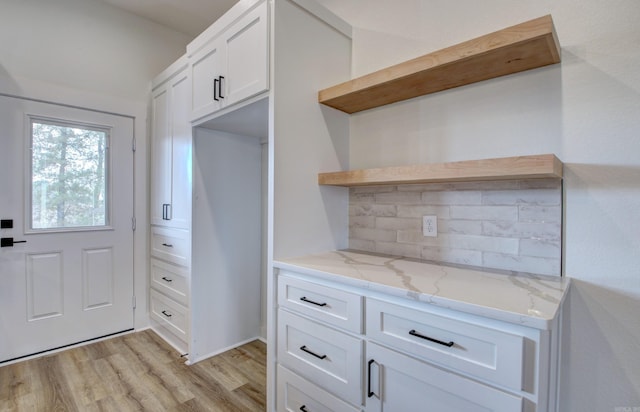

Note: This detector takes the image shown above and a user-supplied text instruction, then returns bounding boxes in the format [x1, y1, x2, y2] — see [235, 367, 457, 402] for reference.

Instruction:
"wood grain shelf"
[318, 15, 560, 114]
[318, 154, 563, 187]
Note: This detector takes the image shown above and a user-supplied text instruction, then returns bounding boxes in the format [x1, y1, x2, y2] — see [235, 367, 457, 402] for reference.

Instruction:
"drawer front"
[277, 309, 362, 406]
[277, 365, 360, 412]
[150, 289, 189, 341]
[150, 226, 190, 267]
[150, 258, 189, 305]
[366, 298, 524, 391]
[278, 274, 363, 333]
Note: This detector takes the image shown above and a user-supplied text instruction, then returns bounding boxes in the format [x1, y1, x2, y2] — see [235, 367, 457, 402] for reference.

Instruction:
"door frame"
[0, 75, 150, 349]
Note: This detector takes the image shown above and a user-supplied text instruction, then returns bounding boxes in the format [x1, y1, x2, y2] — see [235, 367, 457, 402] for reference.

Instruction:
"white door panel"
[0, 95, 134, 363]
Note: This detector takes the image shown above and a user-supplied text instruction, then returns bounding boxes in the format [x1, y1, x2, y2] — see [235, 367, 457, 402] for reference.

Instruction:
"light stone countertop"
[274, 250, 570, 329]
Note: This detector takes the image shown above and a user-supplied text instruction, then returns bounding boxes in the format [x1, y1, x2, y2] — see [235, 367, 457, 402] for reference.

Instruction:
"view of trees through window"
[31, 119, 109, 229]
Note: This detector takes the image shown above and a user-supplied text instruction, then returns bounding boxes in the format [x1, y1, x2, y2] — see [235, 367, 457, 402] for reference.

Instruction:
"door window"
[29, 117, 110, 231]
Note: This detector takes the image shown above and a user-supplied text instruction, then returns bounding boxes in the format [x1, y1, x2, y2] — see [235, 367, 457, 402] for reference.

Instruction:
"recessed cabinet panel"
[168, 74, 192, 229]
[150, 87, 172, 226]
[150, 289, 188, 342]
[150, 226, 190, 267]
[190, 1, 268, 122]
[366, 298, 524, 391]
[225, 1, 269, 106]
[150, 258, 189, 305]
[191, 44, 224, 120]
[277, 365, 360, 412]
[278, 274, 363, 333]
[150, 64, 191, 229]
[277, 309, 362, 406]
[366, 342, 524, 412]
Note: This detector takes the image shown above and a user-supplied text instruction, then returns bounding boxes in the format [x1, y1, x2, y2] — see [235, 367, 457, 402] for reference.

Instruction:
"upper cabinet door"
[150, 66, 192, 229]
[224, 1, 269, 106]
[150, 86, 172, 226]
[190, 1, 269, 122]
[167, 70, 192, 230]
[191, 39, 225, 121]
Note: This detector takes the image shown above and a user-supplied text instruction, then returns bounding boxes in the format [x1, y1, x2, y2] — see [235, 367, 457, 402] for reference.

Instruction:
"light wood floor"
[0, 330, 266, 411]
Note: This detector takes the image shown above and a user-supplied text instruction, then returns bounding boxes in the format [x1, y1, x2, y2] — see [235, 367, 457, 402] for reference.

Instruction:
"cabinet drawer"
[277, 365, 360, 412]
[278, 309, 362, 406]
[278, 274, 362, 333]
[150, 258, 189, 305]
[150, 226, 190, 267]
[150, 289, 189, 342]
[366, 298, 524, 391]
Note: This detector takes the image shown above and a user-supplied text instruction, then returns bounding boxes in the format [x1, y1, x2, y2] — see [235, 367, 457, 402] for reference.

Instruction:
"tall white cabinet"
[149, 56, 193, 354]
[148, 0, 352, 368]
[150, 57, 191, 230]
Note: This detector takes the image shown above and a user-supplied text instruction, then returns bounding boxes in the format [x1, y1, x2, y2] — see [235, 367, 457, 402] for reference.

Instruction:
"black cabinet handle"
[162, 243, 174, 248]
[367, 359, 376, 398]
[218, 76, 225, 99]
[162, 203, 171, 220]
[300, 296, 327, 307]
[299, 406, 309, 412]
[161, 310, 172, 318]
[213, 76, 225, 102]
[299, 345, 326, 360]
[409, 329, 454, 347]
[161, 276, 173, 283]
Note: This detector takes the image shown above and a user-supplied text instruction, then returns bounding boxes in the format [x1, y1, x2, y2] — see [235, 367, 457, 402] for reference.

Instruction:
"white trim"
[289, 0, 352, 38]
[185, 336, 263, 365]
[0, 329, 136, 367]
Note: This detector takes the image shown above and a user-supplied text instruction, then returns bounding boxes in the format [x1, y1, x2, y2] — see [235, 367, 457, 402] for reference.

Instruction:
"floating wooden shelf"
[318, 154, 563, 187]
[318, 15, 561, 114]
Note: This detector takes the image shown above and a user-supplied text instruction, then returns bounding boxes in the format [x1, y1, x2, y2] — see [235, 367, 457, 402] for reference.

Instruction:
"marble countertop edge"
[274, 250, 571, 330]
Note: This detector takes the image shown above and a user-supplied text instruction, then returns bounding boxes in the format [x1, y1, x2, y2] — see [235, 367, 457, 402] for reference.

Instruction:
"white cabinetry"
[273, 268, 563, 412]
[189, 0, 269, 122]
[149, 57, 192, 354]
[150, 59, 192, 229]
[366, 342, 523, 412]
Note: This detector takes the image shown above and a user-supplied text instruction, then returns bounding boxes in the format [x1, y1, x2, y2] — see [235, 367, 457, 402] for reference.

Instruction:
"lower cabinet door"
[277, 365, 360, 412]
[365, 342, 523, 412]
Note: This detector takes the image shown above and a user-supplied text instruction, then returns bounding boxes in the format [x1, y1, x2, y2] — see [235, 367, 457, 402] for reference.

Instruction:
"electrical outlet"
[422, 215, 437, 237]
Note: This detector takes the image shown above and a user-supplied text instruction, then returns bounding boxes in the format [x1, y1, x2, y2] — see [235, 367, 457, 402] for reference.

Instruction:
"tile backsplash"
[349, 179, 562, 276]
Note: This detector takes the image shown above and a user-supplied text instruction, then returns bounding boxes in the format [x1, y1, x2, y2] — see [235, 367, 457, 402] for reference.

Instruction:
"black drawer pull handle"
[218, 76, 225, 99]
[367, 359, 376, 398]
[300, 296, 327, 307]
[300, 406, 309, 412]
[162, 243, 174, 248]
[161, 310, 173, 318]
[409, 329, 454, 347]
[161, 276, 173, 283]
[299, 345, 327, 360]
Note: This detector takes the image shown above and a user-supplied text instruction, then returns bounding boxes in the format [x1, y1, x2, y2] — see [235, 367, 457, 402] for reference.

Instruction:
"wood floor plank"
[0, 330, 266, 412]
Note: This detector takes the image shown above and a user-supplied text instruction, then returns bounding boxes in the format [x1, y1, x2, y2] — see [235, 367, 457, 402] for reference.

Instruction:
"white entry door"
[0, 95, 135, 363]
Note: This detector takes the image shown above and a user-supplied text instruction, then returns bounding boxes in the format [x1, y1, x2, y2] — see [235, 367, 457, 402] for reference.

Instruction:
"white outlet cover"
[423, 215, 437, 237]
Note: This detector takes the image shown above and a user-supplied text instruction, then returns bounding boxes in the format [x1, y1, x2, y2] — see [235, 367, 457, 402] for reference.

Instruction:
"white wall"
[0, 0, 191, 102]
[316, 0, 640, 410]
[0, 0, 191, 329]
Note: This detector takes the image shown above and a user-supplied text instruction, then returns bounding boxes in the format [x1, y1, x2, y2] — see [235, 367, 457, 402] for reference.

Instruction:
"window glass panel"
[30, 118, 109, 230]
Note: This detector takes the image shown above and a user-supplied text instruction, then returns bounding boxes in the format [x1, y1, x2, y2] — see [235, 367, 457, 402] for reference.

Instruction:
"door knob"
[1, 237, 27, 247]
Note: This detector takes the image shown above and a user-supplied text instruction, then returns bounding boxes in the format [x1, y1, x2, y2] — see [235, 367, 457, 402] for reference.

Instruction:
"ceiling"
[99, 0, 241, 37]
